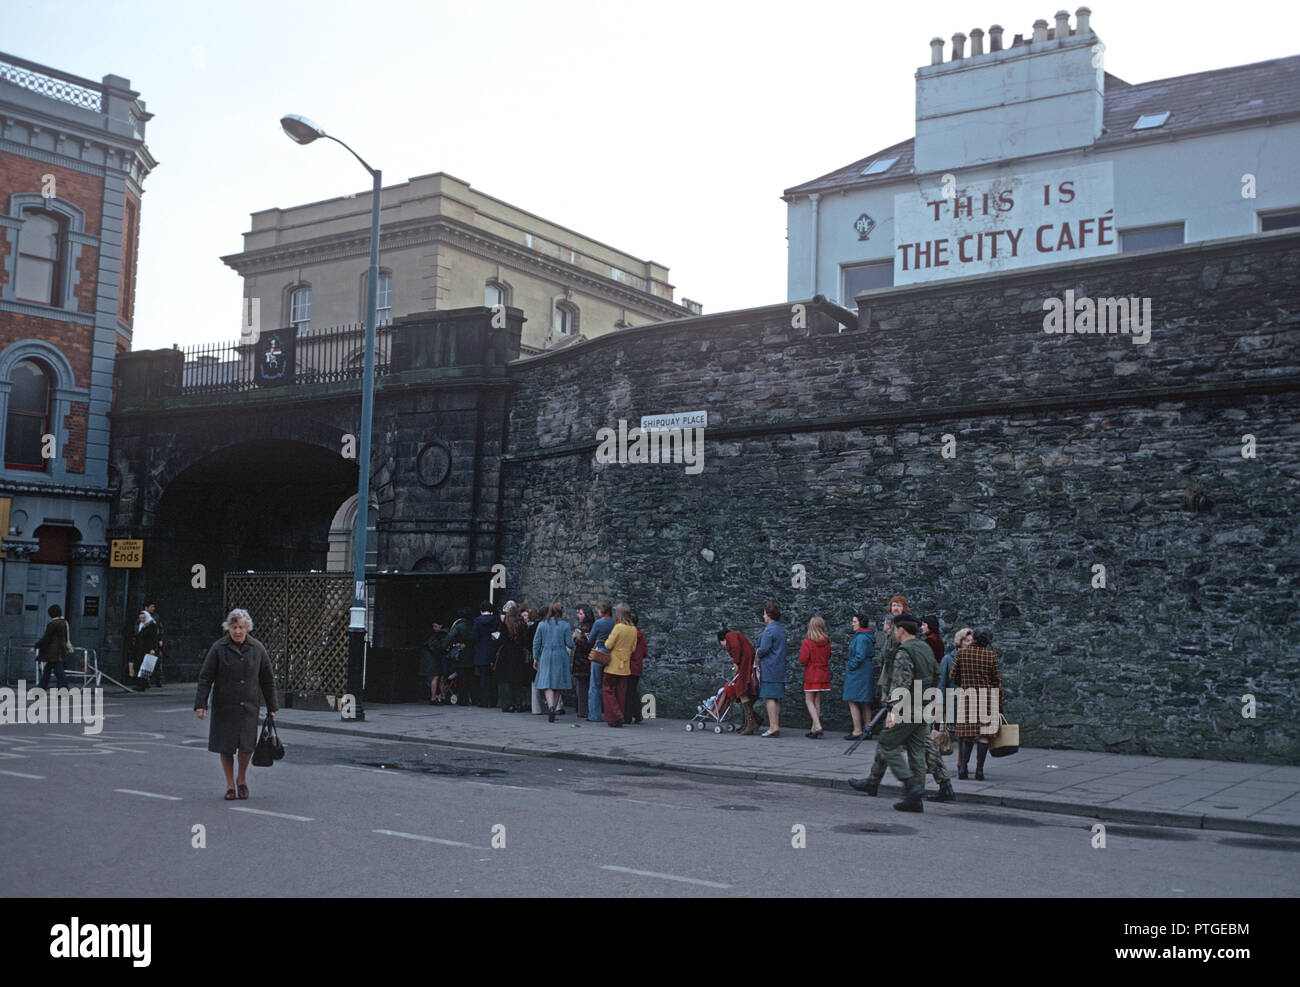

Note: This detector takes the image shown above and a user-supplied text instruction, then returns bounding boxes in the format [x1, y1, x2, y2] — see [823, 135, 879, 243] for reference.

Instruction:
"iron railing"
[180, 324, 393, 395]
[0, 53, 104, 112]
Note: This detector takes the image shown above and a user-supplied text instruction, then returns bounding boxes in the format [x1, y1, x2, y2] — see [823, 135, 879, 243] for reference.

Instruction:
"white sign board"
[640, 410, 707, 432]
[893, 162, 1116, 285]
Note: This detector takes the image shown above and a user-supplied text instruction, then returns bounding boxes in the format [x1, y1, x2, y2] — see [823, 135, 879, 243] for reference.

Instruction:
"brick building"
[0, 52, 155, 662]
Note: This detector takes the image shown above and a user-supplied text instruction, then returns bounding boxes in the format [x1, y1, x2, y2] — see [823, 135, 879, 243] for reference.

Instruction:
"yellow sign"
[110, 539, 143, 568]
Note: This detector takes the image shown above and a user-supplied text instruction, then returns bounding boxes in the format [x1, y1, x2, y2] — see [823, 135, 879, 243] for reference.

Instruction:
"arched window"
[5, 359, 52, 470]
[485, 280, 510, 308]
[16, 209, 65, 305]
[290, 286, 312, 335]
[554, 301, 578, 336]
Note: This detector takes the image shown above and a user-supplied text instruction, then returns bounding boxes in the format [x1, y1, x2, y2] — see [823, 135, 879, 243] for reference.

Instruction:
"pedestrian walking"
[853, 595, 922, 792]
[131, 609, 160, 691]
[571, 604, 594, 718]
[937, 626, 972, 732]
[922, 615, 944, 667]
[798, 616, 831, 738]
[601, 603, 637, 727]
[471, 601, 499, 708]
[842, 613, 875, 741]
[194, 608, 278, 801]
[755, 602, 787, 738]
[718, 627, 760, 734]
[624, 609, 647, 724]
[850, 613, 932, 812]
[587, 600, 615, 722]
[533, 602, 574, 722]
[951, 627, 1003, 780]
[30, 604, 72, 689]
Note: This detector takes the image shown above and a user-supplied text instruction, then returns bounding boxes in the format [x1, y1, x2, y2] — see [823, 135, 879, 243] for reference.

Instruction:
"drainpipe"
[809, 193, 821, 296]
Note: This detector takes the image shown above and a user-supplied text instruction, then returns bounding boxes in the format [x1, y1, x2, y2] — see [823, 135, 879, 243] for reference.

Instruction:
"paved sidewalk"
[246, 699, 1300, 838]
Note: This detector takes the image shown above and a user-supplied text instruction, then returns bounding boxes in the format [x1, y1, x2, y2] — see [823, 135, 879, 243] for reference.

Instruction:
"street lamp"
[280, 113, 380, 722]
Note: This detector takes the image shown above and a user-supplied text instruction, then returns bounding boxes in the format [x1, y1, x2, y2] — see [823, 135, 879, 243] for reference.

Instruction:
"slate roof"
[784, 54, 1300, 198]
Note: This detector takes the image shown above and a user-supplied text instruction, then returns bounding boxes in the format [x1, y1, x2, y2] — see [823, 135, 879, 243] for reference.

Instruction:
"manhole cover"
[831, 823, 918, 835]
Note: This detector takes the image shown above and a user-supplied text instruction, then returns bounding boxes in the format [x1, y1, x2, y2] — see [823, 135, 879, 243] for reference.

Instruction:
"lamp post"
[280, 113, 379, 722]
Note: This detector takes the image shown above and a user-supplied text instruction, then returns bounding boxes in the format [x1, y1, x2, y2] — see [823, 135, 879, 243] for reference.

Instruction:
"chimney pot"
[970, 27, 985, 55]
[989, 24, 1004, 51]
[1076, 6, 1092, 33]
[1033, 19, 1049, 43]
[951, 32, 966, 59]
[929, 36, 945, 65]
[1055, 10, 1070, 37]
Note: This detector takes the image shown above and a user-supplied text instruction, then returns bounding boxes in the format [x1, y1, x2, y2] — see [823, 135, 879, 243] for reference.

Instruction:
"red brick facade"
[119, 191, 139, 325]
[63, 402, 87, 474]
[0, 156, 103, 235]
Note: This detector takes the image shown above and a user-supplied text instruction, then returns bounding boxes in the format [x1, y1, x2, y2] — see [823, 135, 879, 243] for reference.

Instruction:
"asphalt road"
[2, 695, 1297, 897]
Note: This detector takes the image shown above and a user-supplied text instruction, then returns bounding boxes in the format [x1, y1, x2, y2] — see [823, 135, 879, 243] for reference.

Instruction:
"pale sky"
[7, 0, 1298, 349]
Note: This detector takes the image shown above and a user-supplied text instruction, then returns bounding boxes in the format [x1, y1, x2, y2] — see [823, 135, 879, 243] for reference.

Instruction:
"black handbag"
[252, 714, 285, 767]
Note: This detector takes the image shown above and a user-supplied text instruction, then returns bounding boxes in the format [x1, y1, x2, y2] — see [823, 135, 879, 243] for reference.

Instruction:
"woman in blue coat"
[842, 612, 875, 741]
[754, 601, 787, 737]
[532, 602, 574, 722]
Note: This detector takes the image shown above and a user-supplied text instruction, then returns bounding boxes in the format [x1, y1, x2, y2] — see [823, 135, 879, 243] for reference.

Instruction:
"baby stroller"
[685, 669, 742, 733]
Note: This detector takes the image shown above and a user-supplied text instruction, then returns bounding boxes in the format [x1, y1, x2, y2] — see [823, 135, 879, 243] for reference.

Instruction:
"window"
[554, 302, 578, 335]
[290, 287, 311, 335]
[860, 156, 899, 177]
[376, 274, 392, 326]
[1260, 210, 1300, 232]
[16, 209, 64, 305]
[1120, 224, 1184, 253]
[5, 359, 51, 470]
[842, 261, 893, 303]
[485, 281, 510, 308]
[1132, 112, 1171, 130]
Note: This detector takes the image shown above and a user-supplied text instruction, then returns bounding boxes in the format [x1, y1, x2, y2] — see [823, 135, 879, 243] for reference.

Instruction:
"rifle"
[843, 695, 902, 756]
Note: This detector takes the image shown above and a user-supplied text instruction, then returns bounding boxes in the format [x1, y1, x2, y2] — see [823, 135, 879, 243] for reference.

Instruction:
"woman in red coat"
[718, 628, 760, 735]
[798, 616, 832, 738]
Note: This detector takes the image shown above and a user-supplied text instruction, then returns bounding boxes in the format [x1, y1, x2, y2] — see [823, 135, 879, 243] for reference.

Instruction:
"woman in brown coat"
[949, 626, 1002, 781]
[195, 608, 278, 800]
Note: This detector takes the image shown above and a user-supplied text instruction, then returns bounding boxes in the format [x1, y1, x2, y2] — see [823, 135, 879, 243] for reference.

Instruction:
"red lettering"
[1058, 180, 1076, 203]
[1036, 224, 1053, 252]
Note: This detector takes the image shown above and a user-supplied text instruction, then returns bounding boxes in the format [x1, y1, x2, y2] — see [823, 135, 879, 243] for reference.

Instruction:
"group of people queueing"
[419, 599, 648, 727]
[717, 595, 1004, 812]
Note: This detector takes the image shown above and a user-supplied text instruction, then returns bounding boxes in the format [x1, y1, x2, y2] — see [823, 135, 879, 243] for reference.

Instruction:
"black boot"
[848, 777, 879, 796]
[975, 741, 988, 780]
[957, 739, 972, 779]
[893, 779, 925, 813]
[926, 779, 956, 802]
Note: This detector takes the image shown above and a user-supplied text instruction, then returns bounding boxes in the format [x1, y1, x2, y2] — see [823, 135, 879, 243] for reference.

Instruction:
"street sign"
[110, 539, 143, 568]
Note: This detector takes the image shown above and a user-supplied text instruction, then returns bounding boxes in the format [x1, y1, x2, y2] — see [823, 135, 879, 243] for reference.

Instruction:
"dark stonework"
[499, 232, 1300, 763]
[106, 238, 1300, 762]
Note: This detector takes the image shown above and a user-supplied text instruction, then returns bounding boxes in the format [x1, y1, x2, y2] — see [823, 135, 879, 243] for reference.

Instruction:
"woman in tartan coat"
[950, 627, 1002, 780]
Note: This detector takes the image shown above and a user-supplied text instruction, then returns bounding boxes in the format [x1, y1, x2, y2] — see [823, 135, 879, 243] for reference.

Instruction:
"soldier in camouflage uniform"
[850, 597, 956, 802]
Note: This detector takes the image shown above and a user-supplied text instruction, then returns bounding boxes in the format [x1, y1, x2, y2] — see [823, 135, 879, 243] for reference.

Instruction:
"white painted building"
[784, 7, 1300, 304]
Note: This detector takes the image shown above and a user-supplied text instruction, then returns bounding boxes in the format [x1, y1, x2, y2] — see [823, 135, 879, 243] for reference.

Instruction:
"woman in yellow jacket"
[601, 603, 638, 728]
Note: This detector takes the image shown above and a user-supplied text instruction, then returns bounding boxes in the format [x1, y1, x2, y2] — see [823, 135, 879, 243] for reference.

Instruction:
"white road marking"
[114, 788, 182, 800]
[0, 769, 44, 779]
[181, 739, 207, 744]
[159, 707, 198, 713]
[466, 780, 540, 792]
[230, 807, 314, 821]
[373, 829, 482, 849]
[600, 865, 731, 888]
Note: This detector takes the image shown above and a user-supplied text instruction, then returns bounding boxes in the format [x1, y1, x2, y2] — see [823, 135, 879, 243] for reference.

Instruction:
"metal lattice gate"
[223, 572, 353, 697]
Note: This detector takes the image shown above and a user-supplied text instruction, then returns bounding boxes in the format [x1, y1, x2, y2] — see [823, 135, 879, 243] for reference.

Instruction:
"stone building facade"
[0, 52, 155, 661]
[222, 172, 699, 356]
